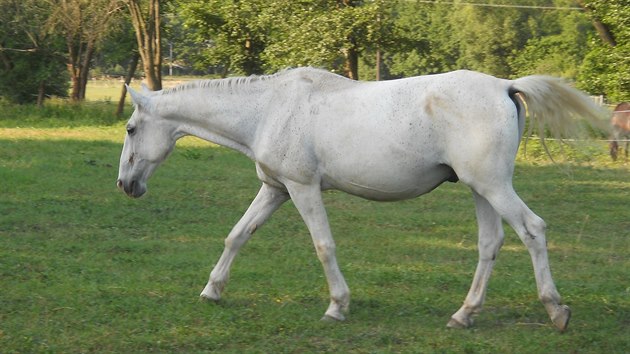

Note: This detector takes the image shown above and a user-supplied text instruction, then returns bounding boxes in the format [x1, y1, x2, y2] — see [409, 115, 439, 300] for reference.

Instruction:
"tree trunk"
[67, 39, 81, 101]
[69, 71, 81, 101]
[0, 46, 13, 71]
[591, 19, 616, 47]
[54, 0, 123, 101]
[67, 43, 95, 101]
[117, 53, 140, 117]
[126, 0, 162, 91]
[343, 42, 359, 80]
[78, 43, 95, 100]
[37, 80, 45, 107]
[339, 0, 359, 80]
[577, 0, 617, 47]
[375, 48, 381, 81]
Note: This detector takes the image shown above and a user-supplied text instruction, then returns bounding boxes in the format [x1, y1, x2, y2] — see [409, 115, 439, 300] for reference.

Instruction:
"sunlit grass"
[0, 88, 628, 352]
[1, 121, 628, 352]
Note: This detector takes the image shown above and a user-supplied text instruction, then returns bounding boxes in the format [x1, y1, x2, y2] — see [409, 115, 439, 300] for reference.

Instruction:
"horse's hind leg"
[480, 184, 570, 331]
[200, 183, 289, 301]
[609, 140, 618, 161]
[448, 191, 504, 328]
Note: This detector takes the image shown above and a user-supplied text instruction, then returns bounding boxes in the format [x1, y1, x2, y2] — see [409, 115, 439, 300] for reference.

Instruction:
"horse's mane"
[159, 67, 342, 96]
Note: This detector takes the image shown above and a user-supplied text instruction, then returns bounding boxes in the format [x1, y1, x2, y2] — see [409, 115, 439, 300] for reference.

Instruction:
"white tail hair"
[511, 76, 608, 140]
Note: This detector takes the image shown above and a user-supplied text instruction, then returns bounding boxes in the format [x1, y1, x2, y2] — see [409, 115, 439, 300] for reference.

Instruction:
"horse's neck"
[157, 83, 267, 158]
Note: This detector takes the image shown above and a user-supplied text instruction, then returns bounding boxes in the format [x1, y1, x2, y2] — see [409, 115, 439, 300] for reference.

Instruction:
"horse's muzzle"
[117, 179, 146, 198]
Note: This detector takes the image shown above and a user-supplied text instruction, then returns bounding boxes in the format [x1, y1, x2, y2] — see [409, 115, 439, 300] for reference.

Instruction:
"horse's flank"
[609, 102, 630, 160]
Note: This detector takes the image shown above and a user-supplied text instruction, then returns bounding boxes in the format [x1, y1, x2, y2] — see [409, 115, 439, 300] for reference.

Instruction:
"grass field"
[0, 96, 629, 352]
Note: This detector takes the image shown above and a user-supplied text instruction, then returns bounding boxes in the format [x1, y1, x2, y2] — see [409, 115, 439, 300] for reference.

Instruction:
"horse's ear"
[126, 84, 149, 109]
[140, 83, 152, 95]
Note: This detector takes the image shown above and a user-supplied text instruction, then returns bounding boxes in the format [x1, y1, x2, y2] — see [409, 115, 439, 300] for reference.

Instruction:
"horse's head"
[116, 86, 181, 198]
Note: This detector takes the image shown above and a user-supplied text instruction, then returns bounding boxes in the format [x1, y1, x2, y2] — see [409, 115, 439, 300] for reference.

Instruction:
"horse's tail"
[509, 76, 608, 141]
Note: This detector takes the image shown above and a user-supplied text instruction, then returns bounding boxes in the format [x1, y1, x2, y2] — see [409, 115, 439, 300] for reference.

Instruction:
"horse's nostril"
[130, 180, 137, 193]
[116, 180, 123, 189]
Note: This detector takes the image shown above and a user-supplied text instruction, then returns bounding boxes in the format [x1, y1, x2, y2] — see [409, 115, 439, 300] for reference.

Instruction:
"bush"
[0, 49, 69, 104]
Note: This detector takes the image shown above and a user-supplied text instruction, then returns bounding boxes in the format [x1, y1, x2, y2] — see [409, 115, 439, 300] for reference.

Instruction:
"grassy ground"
[0, 97, 628, 352]
[84, 77, 199, 102]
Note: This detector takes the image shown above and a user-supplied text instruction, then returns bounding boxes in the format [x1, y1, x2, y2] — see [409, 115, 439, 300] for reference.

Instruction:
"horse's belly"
[321, 163, 456, 201]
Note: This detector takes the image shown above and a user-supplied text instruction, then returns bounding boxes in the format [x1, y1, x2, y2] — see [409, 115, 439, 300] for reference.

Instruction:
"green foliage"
[577, 40, 630, 102]
[511, 7, 592, 78]
[1, 126, 628, 352]
[171, 0, 628, 100]
[385, 2, 459, 77]
[0, 48, 69, 104]
[2, 0, 629, 102]
[261, 0, 388, 75]
[575, 0, 630, 102]
[179, 0, 271, 76]
[450, 4, 522, 77]
[0, 0, 69, 104]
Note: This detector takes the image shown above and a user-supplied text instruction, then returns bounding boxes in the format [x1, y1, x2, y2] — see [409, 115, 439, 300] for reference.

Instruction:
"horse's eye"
[127, 126, 136, 136]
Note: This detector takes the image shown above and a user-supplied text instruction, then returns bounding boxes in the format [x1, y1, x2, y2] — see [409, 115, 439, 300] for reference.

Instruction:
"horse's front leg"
[200, 183, 289, 301]
[286, 181, 350, 321]
[448, 190, 504, 328]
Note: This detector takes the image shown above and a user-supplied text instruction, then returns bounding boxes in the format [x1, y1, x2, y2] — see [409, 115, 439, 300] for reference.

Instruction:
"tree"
[48, 0, 123, 101]
[576, 0, 629, 102]
[262, 0, 388, 80]
[386, 1, 459, 78]
[177, 0, 392, 80]
[0, 0, 68, 105]
[577, 0, 616, 46]
[163, 0, 625, 101]
[179, 0, 269, 76]
[511, 3, 592, 79]
[125, 0, 163, 90]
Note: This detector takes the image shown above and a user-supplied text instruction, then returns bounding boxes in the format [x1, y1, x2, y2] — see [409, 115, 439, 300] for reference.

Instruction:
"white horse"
[117, 67, 603, 331]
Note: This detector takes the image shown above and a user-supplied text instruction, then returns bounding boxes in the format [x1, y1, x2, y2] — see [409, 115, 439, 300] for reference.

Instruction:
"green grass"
[84, 77, 201, 102]
[1, 107, 629, 352]
[0, 77, 194, 129]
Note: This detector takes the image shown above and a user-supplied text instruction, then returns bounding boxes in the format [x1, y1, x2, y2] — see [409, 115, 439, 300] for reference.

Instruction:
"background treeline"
[0, 0, 628, 105]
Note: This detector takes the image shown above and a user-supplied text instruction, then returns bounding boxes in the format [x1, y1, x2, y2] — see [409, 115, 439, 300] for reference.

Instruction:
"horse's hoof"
[321, 311, 346, 322]
[551, 305, 571, 332]
[446, 316, 472, 329]
[199, 294, 220, 303]
[320, 315, 345, 323]
[200, 283, 222, 302]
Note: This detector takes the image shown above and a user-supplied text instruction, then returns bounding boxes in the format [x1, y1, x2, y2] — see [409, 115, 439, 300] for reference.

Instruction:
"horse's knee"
[517, 214, 547, 248]
[478, 232, 504, 261]
[314, 240, 336, 263]
[528, 215, 546, 235]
